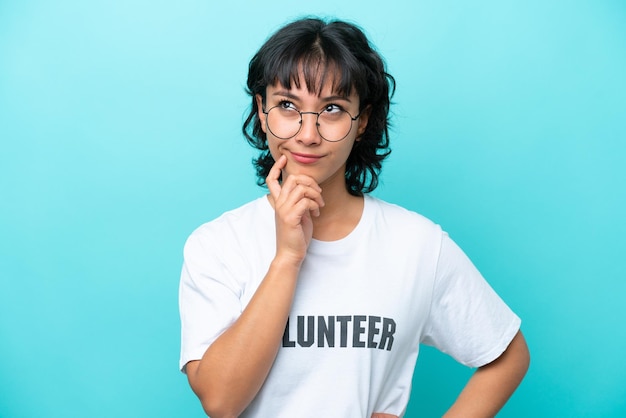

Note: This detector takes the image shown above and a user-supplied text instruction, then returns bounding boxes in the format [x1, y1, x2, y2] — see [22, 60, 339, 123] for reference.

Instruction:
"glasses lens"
[318, 109, 353, 142]
[265, 107, 355, 142]
[266, 107, 301, 139]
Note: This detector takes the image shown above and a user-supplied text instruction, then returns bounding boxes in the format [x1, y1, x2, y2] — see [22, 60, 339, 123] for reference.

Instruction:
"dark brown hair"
[243, 17, 395, 195]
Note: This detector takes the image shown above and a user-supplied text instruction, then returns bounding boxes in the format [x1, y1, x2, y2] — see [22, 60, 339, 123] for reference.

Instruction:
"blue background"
[1, 1, 625, 417]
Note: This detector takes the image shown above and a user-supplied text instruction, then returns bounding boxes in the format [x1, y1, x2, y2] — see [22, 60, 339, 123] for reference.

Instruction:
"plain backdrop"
[1, 1, 625, 417]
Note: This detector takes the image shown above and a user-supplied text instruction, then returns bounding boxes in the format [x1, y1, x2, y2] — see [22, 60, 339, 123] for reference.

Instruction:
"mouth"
[289, 151, 323, 165]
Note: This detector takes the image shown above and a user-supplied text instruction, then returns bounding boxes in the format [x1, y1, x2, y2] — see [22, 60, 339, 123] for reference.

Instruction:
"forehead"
[268, 72, 357, 100]
[268, 60, 354, 98]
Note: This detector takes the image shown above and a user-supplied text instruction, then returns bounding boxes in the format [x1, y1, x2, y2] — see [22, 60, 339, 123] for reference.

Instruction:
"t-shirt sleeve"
[178, 228, 242, 373]
[421, 232, 521, 368]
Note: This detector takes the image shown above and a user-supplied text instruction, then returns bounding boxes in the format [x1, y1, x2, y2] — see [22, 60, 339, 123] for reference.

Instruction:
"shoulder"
[366, 196, 441, 234]
[364, 196, 444, 257]
[183, 196, 272, 256]
[191, 196, 269, 235]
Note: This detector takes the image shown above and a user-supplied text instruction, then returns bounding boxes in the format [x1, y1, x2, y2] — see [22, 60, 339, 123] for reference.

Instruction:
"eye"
[278, 100, 297, 111]
[322, 103, 344, 114]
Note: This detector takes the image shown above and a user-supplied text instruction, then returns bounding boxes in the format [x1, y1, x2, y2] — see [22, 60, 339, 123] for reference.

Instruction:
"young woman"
[179, 17, 529, 418]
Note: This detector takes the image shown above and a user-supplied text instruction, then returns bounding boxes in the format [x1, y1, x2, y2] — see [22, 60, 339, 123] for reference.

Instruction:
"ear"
[256, 94, 267, 133]
[355, 105, 372, 140]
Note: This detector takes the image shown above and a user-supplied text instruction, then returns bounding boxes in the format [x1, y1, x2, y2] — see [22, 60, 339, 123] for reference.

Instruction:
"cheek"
[341, 140, 358, 160]
[266, 136, 281, 159]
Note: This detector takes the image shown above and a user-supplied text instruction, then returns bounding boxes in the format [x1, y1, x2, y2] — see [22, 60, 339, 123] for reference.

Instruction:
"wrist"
[271, 252, 305, 272]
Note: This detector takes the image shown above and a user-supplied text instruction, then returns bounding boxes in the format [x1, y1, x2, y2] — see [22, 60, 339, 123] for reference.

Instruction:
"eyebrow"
[270, 90, 352, 103]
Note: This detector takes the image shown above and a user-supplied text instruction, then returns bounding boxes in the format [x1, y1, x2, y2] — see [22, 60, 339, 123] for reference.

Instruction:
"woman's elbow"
[198, 394, 240, 418]
[186, 362, 245, 418]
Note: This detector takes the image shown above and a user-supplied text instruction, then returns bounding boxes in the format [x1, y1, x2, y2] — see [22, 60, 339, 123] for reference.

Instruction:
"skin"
[185, 73, 529, 418]
[444, 331, 529, 417]
[259, 79, 369, 242]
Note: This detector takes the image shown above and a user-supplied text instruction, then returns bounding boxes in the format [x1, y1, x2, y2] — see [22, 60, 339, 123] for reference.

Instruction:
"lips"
[290, 151, 322, 164]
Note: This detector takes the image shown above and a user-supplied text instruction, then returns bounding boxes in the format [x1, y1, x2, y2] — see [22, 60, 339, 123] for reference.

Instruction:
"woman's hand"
[371, 414, 399, 418]
[187, 157, 322, 417]
[266, 155, 325, 266]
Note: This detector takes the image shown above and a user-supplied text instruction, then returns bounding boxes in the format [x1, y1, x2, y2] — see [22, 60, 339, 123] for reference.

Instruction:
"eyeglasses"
[262, 104, 361, 142]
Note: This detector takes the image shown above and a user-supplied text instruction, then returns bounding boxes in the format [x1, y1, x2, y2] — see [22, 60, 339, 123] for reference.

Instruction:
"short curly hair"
[242, 17, 395, 196]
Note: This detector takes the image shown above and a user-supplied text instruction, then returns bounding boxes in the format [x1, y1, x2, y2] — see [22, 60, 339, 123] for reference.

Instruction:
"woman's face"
[256, 73, 369, 191]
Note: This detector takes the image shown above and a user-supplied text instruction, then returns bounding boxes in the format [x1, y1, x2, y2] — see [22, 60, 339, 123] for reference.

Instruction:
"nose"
[296, 112, 322, 145]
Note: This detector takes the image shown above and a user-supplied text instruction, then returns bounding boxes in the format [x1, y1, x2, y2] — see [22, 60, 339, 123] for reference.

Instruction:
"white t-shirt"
[179, 195, 521, 417]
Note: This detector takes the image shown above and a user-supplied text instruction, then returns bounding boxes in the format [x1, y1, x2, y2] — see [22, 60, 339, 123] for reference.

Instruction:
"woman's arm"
[444, 330, 530, 417]
[185, 257, 301, 418]
[185, 156, 324, 418]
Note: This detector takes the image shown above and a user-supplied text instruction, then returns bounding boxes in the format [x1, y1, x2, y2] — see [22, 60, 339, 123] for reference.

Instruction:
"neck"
[312, 183, 364, 241]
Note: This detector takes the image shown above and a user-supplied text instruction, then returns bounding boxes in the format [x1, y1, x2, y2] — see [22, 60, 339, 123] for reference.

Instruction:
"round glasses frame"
[262, 106, 362, 143]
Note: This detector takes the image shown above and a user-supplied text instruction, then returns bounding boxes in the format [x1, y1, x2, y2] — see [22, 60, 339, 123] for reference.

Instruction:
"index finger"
[266, 154, 287, 200]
